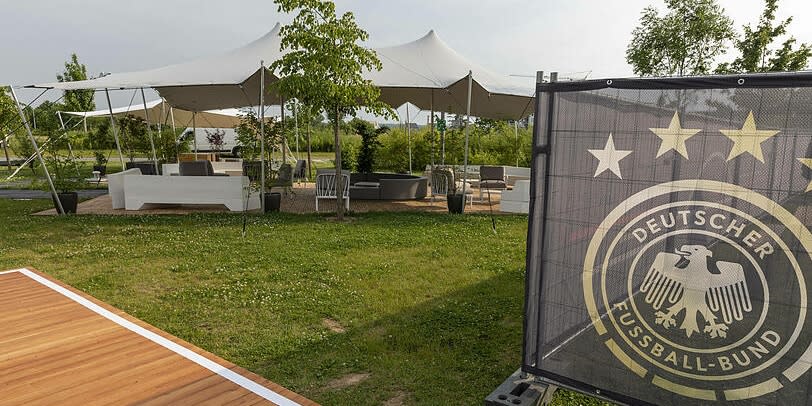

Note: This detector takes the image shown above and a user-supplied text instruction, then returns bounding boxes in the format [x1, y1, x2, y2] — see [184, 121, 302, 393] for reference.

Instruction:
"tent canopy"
[366, 30, 535, 120]
[30, 24, 287, 112]
[61, 99, 245, 129]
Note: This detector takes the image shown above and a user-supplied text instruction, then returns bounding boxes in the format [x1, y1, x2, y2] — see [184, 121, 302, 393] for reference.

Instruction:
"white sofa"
[109, 169, 259, 211]
[500, 179, 530, 214]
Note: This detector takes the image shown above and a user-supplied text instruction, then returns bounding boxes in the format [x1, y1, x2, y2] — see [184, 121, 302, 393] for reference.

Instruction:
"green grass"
[0, 199, 603, 405]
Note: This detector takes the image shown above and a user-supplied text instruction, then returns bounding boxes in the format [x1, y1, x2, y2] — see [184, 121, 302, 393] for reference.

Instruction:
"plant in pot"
[205, 128, 225, 161]
[444, 169, 465, 214]
[235, 111, 283, 212]
[42, 137, 83, 214]
[92, 151, 108, 177]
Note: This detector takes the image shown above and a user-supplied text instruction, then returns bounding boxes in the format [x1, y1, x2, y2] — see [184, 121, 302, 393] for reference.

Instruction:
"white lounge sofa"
[108, 168, 143, 209]
[500, 179, 530, 214]
[109, 169, 259, 211]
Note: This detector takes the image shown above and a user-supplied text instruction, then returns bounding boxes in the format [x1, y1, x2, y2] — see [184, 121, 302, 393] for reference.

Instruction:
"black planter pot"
[92, 165, 107, 176]
[52, 192, 78, 214]
[447, 193, 465, 214]
[264, 192, 282, 213]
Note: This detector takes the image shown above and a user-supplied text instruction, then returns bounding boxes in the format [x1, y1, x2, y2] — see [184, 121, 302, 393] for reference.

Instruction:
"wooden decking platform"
[0, 268, 316, 405]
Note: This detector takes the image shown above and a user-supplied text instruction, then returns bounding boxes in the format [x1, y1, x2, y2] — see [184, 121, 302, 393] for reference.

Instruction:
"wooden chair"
[315, 173, 350, 212]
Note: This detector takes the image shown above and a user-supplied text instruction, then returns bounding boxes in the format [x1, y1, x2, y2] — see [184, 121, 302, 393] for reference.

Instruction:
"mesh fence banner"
[523, 75, 812, 405]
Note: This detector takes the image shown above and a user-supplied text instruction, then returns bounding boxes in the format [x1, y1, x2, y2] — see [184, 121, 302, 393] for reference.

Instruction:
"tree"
[272, 0, 393, 220]
[351, 118, 388, 173]
[626, 0, 734, 76]
[33, 100, 65, 135]
[0, 89, 18, 171]
[716, 0, 811, 73]
[57, 53, 95, 112]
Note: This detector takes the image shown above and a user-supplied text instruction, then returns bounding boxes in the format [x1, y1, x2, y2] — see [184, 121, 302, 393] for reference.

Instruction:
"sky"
[2, 0, 812, 122]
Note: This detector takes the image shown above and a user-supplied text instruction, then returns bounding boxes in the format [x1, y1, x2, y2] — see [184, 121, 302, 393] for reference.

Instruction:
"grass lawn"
[0, 199, 605, 405]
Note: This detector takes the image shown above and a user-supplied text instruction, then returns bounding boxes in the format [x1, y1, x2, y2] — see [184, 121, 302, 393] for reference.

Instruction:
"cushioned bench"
[349, 173, 427, 200]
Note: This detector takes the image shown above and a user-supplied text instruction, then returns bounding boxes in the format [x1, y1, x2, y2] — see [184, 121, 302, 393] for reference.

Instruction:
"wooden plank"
[0, 268, 317, 406]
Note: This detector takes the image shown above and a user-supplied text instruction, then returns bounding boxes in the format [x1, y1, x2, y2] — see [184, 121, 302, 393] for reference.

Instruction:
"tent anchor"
[485, 369, 556, 406]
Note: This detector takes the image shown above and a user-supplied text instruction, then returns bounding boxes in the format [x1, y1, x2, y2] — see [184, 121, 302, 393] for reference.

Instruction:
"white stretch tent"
[367, 30, 535, 120]
[31, 24, 286, 111]
[61, 99, 244, 129]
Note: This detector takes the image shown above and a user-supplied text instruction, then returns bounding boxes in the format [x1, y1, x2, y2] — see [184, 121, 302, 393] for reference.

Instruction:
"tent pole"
[169, 106, 177, 134]
[515, 120, 520, 167]
[440, 111, 445, 165]
[83, 117, 88, 134]
[140, 88, 159, 174]
[306, 106, 313, 180]
[2, 134, 9, 172]
[430, 91, 435, 170]
[157, 100, 164, 156]
[192, 112, 198, 159]
[461, 71, 472, 201]
[259, 60, 266, 213]
[9, 86, 64, 215]
[281, 97, 287, 164]
[104, 89, 125, 168]
[407, 103, 412, 174]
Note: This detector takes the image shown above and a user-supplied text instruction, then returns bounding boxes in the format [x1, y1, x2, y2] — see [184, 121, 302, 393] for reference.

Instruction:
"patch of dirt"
[323, 318, 346, 333]
[383, 390, 409, 406]
[322, 372, 371, 391]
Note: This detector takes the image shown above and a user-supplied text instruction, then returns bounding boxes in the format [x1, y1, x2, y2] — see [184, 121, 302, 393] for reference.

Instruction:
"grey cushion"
[179, 160, 213, 176]
[479, 165, 506, 181]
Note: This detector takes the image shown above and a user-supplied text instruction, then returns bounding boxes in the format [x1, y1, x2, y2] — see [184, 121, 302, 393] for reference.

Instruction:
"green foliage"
[56, 53, 95, 112]
[0, 88, 17, 139]
[93, 151, 108, 167]
[117, 115, 150, 161]
[350, 118, 387, 173]
[626, 0, 734, 76]
[33, 100, 65, 135]
[716, 0, 811, 73]
[155, 127, 187, 163]
[339, 141, 358, 171]
[10, 132, 37, 171]
[235, 110, 283, 161]
[88, 119, 114, 150]
[41, 134, 82, 193]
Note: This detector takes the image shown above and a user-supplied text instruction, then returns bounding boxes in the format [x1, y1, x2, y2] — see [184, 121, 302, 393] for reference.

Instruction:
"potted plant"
[93, 151, 108, 177]
[443, 168, 465, 214]
[42, 138, 83, 214]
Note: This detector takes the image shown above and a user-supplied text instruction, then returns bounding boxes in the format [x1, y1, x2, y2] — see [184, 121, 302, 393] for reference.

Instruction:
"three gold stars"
[720, 111, 781, 162]
[649, 112, 702, 159]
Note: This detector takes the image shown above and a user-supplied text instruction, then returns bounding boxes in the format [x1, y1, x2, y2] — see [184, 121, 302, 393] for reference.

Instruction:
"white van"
[177, 127, 241, 156]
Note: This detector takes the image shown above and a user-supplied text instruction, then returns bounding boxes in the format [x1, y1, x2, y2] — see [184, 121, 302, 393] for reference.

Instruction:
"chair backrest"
[431, 170, 452, 195]
[125, 161, 158, 176]
[275, 163, 293, 185]
[293, 160, 306, 179]
[179, 160, 213, 176]
[479, 165, 505, 181]
[316, 173, 350, 198]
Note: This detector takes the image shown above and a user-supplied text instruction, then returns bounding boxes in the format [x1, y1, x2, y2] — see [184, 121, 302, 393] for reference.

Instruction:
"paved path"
[0, 190, 107, 200]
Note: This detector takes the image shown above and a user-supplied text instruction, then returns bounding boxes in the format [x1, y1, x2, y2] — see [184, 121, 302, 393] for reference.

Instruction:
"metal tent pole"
[104, 89, 125, 168]
[2, 134, 9, 172]
[440, 111, 446, 165]
[259, 60, 266, 213]
[430, 91, 435, 169]
[9, 86, 64, 215]
[169, 106, 177, 134]
[192, 112, 198, 159]
[515, 120, 520, 167]
[461, 71, 473, 200]
[281, 97, 287, 164]
[140, 88, 159, 174]
[407, 103, 412, 174]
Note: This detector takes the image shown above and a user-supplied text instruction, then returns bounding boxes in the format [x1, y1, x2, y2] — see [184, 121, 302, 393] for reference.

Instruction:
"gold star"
[649, 111, 702, 159]
[799, 158, 812, 192]
[588, 134, 633, 179]
[720, 111, 780, 163]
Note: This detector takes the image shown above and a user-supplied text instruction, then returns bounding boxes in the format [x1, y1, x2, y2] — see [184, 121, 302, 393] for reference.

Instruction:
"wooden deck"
[0, 268, 316, 405]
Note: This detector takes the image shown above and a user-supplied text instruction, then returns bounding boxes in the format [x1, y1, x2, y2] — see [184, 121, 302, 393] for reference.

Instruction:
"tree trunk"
[333, 105, 344, 220]
[2, 139, 10, 172]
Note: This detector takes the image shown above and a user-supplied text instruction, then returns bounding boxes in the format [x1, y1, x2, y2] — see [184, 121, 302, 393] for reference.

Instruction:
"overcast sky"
[3, 0, 812, 121]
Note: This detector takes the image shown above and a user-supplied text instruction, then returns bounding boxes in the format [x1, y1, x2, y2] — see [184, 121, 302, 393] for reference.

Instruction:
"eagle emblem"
[640, 245, 753, 338]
